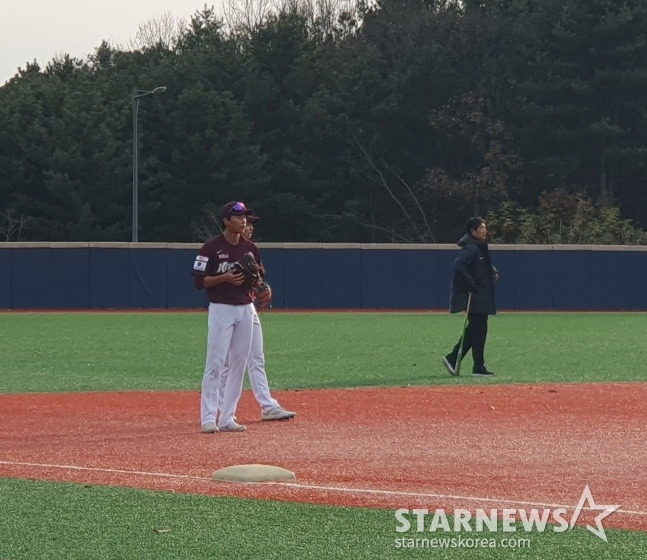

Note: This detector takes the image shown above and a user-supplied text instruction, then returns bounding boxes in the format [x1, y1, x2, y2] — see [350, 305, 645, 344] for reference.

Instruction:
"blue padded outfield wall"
[0, 242, 646, 310]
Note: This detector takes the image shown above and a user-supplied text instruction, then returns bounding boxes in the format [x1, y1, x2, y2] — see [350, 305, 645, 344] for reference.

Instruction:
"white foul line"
[0, 459, 645, 517]
[262, 480, 647, 516]
[0, 459, 209, 482]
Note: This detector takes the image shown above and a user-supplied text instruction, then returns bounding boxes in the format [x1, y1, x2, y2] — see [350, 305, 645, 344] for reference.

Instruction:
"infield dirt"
[0, 383, 645, 531]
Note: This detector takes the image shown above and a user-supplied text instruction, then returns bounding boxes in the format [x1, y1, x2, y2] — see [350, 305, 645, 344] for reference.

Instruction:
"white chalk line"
[0, 459, 208, 481]
[264, 481, 647, 516]
[0, 459, 645, 517]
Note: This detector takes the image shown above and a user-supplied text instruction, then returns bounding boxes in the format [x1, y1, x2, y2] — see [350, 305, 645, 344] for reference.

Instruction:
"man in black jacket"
[442, 217, 499, 376]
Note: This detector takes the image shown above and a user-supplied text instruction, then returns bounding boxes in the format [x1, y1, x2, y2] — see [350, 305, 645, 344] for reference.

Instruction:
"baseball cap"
[248, 214, 261, 223]
[220, 201, 252, 220]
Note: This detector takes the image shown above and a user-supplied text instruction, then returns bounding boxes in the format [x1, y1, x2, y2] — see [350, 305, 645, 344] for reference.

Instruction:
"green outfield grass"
[0, 311, 645, 393]
[0, 477, 640, 560]
[1, 311, 645, 559]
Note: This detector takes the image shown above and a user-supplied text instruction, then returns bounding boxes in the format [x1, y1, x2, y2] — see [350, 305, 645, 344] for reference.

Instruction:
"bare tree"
[191, 207, 224, 242]
[223, 0, 276, 36]
[349, 134, 436, 243]
[0, 209, 32, 241]
[129, 11, 188, 51]
[223, 0, 359, 40]
[284, 0, 356, 39]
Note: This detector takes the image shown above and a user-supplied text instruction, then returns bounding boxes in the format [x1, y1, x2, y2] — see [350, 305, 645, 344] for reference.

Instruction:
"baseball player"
[217, 214, 296, 422]
[192, 201, 263, 433]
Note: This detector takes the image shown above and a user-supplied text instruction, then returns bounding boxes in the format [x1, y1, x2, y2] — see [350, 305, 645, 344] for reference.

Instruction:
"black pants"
[450, 312, 488, 368]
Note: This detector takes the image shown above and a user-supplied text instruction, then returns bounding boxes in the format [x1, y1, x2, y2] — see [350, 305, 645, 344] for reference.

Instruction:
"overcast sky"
[1, 1, 219, 85]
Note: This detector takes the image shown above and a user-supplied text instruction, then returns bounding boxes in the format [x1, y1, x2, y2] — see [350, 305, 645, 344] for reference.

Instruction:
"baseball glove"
[253, 280, 272, 310]
[233, 252, 262, 288]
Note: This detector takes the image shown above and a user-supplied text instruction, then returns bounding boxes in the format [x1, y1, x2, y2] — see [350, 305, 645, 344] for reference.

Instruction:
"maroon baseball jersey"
[192, 235, 263, 304]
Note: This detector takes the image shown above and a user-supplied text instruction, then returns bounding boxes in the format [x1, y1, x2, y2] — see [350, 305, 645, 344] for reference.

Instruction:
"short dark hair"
[465, 217, 485, 235]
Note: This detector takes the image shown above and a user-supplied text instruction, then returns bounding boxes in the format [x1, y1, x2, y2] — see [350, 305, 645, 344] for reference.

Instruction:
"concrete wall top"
[1, 242, 647, 251]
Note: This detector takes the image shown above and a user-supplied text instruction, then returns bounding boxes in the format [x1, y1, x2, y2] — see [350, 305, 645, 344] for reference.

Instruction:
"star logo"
[569, 485, 621, 542]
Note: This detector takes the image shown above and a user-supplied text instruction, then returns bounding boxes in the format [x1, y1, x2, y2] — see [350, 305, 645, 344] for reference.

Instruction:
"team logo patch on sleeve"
[193, 255, 209, 272]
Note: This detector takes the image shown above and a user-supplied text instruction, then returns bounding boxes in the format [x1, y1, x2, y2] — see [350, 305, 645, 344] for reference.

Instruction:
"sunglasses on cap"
[221, 200, 253, 221]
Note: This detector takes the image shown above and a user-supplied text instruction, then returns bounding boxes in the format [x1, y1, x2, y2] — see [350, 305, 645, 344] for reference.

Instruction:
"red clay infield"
[1, 383, 646, 532]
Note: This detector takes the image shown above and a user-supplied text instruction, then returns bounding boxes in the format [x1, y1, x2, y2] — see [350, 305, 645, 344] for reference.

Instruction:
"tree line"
[2, 0, 647, 244]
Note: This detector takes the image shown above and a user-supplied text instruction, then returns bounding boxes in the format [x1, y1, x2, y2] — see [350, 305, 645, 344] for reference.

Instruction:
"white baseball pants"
[200, 302, 254, 428]
[246, 312, 280, 410]
[218, 311, 280, 411]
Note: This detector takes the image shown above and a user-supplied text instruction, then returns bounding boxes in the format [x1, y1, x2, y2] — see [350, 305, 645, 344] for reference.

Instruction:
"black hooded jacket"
[449, 233, 498, 315]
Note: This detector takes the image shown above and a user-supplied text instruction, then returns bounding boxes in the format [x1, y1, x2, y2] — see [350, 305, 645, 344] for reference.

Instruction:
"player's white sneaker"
[219, 421, 248, 432]
[201, 422, 219, 433]
[261, 407, 296, 421]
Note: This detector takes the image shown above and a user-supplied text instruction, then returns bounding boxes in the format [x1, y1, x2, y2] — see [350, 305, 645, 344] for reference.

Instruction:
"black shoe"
[472, 366, 495, 376]
[441, 354, 458, 376]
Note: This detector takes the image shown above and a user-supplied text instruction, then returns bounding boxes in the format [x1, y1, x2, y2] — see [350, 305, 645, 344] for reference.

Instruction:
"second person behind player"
[219, 212, 296, 422]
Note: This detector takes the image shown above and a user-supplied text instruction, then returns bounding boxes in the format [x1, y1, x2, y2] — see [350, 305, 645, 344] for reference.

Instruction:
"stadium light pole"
[131, 86, 166, 242]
